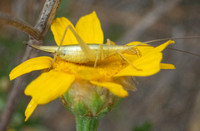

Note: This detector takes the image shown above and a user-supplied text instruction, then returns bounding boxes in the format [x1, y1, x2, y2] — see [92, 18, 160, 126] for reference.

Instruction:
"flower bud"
[61, 79, 121, 118]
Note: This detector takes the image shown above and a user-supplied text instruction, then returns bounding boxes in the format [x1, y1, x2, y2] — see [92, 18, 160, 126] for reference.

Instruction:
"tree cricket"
[27, 25, 200, 70]
[27, 25, 144, 70]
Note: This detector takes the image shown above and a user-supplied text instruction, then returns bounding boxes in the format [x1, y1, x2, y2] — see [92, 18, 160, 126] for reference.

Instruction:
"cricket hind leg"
[117, 51, 142, 71]
[67, 25, 95, 61]
[48, 25, 70, 70]
[48, 24, 96, 70]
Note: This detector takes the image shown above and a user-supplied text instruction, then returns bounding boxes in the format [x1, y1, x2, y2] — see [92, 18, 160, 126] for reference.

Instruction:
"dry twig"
[0, 0, 62, 130]
[0, 12, 40, 39]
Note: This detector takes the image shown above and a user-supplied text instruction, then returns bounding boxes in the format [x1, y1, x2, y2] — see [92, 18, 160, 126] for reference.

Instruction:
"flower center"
[52, 55, 129, 81]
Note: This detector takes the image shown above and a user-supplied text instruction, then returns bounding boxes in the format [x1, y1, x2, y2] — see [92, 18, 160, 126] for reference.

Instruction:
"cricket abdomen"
[58, 48, 92, 63]
[58, 45, 99, 63]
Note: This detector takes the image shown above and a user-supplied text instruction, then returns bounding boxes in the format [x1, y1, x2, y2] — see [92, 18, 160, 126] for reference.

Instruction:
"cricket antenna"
[166, 47, 200, 57]
[140, 36, 200, 57]
[143, 36, 200, 44]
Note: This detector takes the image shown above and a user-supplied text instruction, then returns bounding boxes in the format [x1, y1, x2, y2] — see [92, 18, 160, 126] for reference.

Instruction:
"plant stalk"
[75, 116, 100, 131]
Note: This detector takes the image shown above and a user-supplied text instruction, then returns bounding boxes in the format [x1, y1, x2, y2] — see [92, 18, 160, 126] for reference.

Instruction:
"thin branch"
[118, 0, 181, 44]
[0, 12, 40, 40]
[35, 0, 62, 38]
[0, 0, 62, 131]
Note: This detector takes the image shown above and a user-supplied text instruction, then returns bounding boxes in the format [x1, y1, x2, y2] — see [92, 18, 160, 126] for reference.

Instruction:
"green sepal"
[89, 93, 105, 115]
[74, 102, 89, 116]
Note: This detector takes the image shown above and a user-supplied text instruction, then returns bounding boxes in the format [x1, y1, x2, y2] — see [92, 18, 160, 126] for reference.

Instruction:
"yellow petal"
[155, 40, 174, 52]
[51, 17, 78, 45]
[126, 41, 142, 46]
[25, 99, 38, 122]
[115, 51, 162, 77]
[9, 56, 52, 80]
[75, 11, 104, 44]
[160, 63, 176, 69]
[90, 81, 128, 97]
[25, 70, 75, 104]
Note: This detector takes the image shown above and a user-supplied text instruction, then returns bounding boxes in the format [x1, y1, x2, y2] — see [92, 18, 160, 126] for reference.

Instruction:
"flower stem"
[75, 116, 100, 131]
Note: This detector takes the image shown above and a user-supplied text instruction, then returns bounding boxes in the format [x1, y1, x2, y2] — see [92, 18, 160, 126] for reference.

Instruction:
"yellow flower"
[9, 11, 175, 121]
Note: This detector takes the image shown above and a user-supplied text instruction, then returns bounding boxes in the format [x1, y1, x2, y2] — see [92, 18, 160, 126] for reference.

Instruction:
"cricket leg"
[94, 44, 103, 67]
[48, 25, 70, 70]
[124, 47, 142, 57]
[127, 42, 147, 57]
[67, 25, 95, 61]
[117, 51, 142, 71]
[106, 38, 115, 45]
[134, 47, 142, 57]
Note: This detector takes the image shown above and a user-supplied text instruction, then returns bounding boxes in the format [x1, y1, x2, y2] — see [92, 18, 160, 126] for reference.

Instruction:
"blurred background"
[0, 0, 200, 131]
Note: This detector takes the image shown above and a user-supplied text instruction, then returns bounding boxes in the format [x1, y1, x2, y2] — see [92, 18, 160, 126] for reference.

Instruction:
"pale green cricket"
[29, 43, 140, 63]
[27, 25, 200, 67]
[28, 25, 142, 68]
